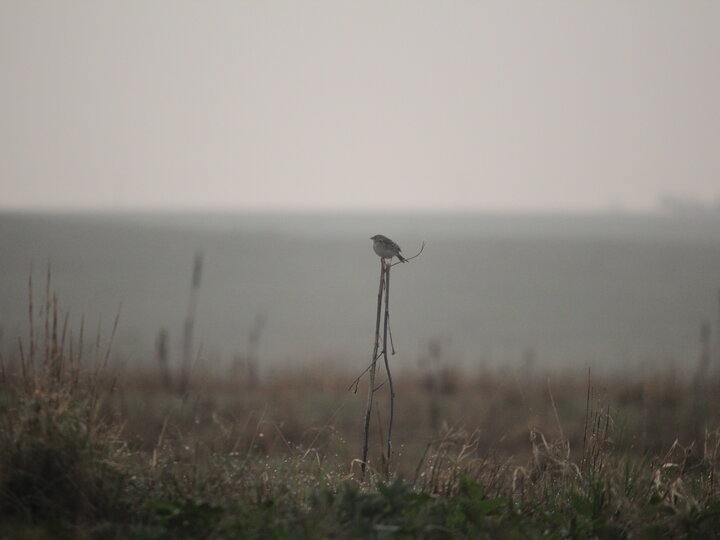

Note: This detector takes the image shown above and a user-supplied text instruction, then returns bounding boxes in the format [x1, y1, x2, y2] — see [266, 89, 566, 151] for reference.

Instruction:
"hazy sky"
[1, 1, 718, 212]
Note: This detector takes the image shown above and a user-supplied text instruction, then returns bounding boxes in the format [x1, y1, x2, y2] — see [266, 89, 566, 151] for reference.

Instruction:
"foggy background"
[1, 2, 719, 374]
[2, 1, 719, 212]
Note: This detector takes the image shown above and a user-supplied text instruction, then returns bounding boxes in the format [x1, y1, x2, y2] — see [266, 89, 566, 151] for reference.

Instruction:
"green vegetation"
[1, 290, 719, 538]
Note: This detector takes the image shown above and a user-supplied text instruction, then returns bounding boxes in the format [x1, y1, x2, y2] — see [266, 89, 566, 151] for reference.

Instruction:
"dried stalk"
[361, 258, 385, 476]
[360, 240, 424, 477]
[180, 251, 203, 393]
[382, 262, 395, 466]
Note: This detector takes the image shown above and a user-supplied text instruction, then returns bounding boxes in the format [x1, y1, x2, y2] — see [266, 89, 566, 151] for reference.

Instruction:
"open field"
[4, 2, 720, 535]
[3, 212, 720, 371]
[1, 293, 719, 538]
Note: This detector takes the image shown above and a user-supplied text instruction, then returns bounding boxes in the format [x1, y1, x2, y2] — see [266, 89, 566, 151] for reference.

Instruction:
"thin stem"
[383, 263, 395, 466]
[347, 362, 373, 393]
[181, 251, 203, 393]
[361, 258, 385, 476]
[27, 269, 35, 387]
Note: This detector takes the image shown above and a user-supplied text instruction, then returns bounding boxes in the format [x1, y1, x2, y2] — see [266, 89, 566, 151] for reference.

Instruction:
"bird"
[371, 234, 406, 262]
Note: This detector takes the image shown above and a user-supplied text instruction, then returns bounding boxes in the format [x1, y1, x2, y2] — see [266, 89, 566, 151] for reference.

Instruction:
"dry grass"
[107, 362, 720, 475]
[0, 281, 719, 537]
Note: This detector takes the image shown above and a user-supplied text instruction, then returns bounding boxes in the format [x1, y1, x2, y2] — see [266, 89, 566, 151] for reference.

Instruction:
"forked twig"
[348, 362, 374, 393]
[390, 240, 426, 267]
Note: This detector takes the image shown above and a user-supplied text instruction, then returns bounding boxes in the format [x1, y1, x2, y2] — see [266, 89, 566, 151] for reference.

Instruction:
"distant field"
[2, 211, 720, 372]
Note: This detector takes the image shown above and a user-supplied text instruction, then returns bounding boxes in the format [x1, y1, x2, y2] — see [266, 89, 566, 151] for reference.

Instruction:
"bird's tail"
[397, 253, 407, 262]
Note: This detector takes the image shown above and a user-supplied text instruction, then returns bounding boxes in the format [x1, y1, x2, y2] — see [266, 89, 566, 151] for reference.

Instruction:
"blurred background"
[4, 7, 720, 535]
[2, 1, 720, 378]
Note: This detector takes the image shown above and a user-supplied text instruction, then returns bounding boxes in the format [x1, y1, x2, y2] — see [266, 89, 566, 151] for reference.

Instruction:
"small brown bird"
[371, 234, 406, 262]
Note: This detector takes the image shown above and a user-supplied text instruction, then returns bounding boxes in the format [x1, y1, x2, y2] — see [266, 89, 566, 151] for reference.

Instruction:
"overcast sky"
[1, 1, 718, 212]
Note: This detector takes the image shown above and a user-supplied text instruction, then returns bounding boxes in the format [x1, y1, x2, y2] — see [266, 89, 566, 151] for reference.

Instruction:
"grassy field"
[1, 294, 719, 538]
